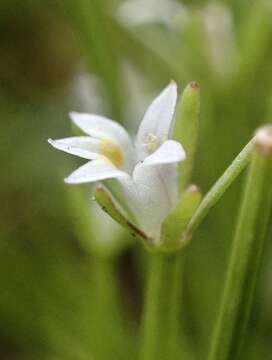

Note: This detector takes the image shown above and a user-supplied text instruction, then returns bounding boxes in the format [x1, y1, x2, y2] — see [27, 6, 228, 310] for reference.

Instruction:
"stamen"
[100, 139, 124, 168]
[142, 133, 160, 154]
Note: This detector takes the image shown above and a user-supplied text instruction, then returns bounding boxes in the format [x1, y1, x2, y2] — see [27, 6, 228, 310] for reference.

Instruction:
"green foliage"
[1, 0, 272, 359]
[208, 130, 272, 360]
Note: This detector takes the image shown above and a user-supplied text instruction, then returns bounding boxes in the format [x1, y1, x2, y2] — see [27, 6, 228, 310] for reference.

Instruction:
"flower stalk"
[140, 252, 184, 360]
[207, 126, 272, 360]
[183, 137, 255, 240]
[140, 82, 201, 360]
[49, 81, 201, 360]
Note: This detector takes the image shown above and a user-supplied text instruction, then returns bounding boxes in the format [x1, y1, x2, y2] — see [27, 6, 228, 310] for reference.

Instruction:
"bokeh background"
[1, 0, 272, 359]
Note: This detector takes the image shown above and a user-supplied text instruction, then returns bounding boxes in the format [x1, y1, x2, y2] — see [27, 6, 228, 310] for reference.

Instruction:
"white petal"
[48, 137, 100, 160]
[136, 82, 177, 149]
[65, 159, 142, 225]
[70, 112, 135, 170]
[132, 162, 179, 240]
[102, 179, 141, 228]
[65, 159, 127, 184]
[141, 140, 185, 166]
[117, 0, 185, 28]
[70, 111, 131, 146]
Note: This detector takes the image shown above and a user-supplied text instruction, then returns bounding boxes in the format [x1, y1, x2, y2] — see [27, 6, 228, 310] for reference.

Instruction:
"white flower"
[117, 0, 185, 29]
[48, 82, 185, 242]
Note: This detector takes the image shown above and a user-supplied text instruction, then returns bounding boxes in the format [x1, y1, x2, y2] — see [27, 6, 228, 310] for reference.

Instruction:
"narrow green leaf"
[183, 138, 255, 239]
[208, 126, 272, 360]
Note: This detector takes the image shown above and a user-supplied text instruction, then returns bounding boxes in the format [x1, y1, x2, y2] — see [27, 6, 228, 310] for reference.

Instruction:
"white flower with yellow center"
[48, 82, 185, 242]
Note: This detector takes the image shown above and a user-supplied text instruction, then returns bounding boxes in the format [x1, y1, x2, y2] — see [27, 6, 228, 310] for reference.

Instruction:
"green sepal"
[173, 81, 200, 191]
[160, 185, 202, 252]
[94, 185, 150, 243]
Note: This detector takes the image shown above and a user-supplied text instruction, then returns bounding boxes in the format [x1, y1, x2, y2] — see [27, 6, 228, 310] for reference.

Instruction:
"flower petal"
[48, 137, 100, 160]
[117, 0, 184, 28]
[65, 159, 142, 226]
[65, 159, 127, 184]
[70, 112, 135, 170]
[132, 162, 179, 241]
[141, 140, 186, 166]
[136, 82, 177, 149]
[70, 111, 132, 147]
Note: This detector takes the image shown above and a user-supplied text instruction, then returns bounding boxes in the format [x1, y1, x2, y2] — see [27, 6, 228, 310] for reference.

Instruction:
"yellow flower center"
[100, 139, 124, 168]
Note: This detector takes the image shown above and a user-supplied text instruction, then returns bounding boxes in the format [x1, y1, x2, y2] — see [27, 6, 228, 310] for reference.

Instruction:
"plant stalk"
[207, 128, 272, 360]
[184, 138, 255, 238]
[140, 252, 184, 360]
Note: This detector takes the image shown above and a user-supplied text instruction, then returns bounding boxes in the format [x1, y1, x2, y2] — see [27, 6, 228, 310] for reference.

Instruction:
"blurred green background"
[1, 0, 272, 359]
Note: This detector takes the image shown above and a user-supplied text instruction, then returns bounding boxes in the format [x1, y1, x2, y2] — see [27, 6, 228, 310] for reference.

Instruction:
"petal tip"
[69, 111, 80, 121]
[64, 176, 74, 184]
[169, 80, 177, 92]
[69, 111, 87, 126]
[47, 138, 65, 151]
[48, 138, 57, 147]
[167, 80, 177, 105]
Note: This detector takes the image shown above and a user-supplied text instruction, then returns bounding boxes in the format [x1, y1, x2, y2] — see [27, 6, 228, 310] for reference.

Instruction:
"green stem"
[140, 252, 184, 360]
[207, 131, 272, 360]
[184, 138, 255, 238]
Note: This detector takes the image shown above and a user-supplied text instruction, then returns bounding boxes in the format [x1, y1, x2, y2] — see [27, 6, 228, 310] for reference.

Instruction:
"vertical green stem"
[140, 252, 184, 360]
[207, 129, 272, 360]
